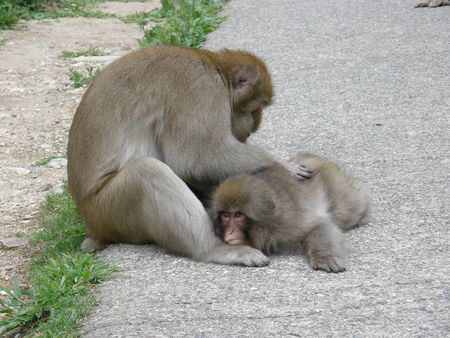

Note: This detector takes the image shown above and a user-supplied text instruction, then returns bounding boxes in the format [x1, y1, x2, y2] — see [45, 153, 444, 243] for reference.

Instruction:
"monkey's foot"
[415, 0, 449, 7]
[309, 255, 346, 273]
[81, 237, 107, 252]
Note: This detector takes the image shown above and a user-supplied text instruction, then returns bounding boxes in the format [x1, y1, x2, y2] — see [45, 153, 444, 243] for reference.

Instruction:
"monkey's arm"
[159, 70, 275, 182]
[166, 135, 275, 184]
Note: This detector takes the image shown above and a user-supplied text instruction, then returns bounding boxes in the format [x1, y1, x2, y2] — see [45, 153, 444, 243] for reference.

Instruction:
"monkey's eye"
[220, 211, 231, 221]
[234, 212, 245, 220]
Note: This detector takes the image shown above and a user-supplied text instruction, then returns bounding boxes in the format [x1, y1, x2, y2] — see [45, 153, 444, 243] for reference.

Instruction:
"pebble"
[11, 167, 31, 176]
[36, 183, 52, 192]
[47, 157, 67, 168]
[0, 237, 29, 249]
[0, 189, 21, 199]
[52, 182, 65, 194]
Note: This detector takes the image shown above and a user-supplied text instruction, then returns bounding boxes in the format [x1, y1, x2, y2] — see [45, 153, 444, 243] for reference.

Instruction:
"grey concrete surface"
[81, 0, 449, 336]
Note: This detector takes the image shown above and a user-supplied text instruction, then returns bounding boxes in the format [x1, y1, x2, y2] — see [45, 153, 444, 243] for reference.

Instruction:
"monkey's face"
[215, 210, 273, 254]
[231, 105, 262, 142]
[217, 209, 250, 246]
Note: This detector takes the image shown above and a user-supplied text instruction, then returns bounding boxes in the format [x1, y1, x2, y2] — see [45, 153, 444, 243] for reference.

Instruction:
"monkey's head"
[217, 50, 274, 142]
[211, 175, 276, 245]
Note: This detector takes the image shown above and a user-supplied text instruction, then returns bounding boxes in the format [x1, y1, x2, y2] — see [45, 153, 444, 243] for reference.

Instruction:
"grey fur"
[211, 153, 371, 272]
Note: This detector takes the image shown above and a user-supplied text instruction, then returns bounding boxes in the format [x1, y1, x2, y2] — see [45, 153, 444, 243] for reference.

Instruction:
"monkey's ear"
[231, 65, 260, 91]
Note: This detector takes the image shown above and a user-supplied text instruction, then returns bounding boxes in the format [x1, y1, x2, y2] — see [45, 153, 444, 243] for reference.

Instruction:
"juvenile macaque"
[68, 46, 281, 266]
[211, 153, 371, 272]
[415, 0, 449, 7]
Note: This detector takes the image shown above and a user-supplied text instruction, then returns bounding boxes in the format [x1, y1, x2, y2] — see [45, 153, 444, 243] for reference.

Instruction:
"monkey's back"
[67, 46, 231, 206]
[254, 164, 325, 242]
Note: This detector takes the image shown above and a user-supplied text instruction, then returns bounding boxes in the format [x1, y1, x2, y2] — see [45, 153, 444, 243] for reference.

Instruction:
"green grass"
[0, 0, 112, 29]
[123, 10, 158, 29]
[61, 47, 109, 59]
[139, 0, 229, 48]
[0, 1, 22, 29]
[70, 66, 101, 88]
[0, 186, 116, 337]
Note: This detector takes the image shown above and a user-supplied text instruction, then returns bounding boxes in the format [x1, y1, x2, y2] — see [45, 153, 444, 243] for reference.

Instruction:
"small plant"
[0, 1, 23, 29]
[123, 10, 159, 30]
[0, 186, 116, 336]
[15, 231, 26, 238]
[34, 155, 59, 166]
[139, 0, 229, 48]
[70, 66, 100, 88]
[60, 47, 109, 59]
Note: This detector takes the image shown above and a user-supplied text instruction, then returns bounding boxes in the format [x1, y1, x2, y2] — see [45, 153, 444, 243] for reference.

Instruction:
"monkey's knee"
[303, 223, 348, 273]
[81, 237, 107, 252]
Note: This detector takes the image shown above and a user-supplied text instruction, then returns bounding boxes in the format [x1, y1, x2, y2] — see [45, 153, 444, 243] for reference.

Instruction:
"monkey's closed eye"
[234, 211, 245, 220]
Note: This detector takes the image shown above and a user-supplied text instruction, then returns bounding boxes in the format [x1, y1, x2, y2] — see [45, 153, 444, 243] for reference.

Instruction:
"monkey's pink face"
[219, 211, 250, 246]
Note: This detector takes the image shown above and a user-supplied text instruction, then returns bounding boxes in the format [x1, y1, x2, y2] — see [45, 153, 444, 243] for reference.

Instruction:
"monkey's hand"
[283, 162, 315, 181]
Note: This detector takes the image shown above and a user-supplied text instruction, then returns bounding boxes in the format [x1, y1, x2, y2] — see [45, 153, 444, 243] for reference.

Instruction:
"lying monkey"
[210, 153, 371, 272]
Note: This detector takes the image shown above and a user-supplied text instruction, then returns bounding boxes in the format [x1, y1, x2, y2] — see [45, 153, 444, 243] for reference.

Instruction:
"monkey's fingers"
[283, 162, 315, 181]
[236, 246, 270, 267]
[310, 255, 346, 273]
[202, 244, 269, 267]
[297, 165, 315, 181]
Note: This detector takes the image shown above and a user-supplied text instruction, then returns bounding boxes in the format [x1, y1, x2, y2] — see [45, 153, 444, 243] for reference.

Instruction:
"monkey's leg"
[302, 221, 348, 273]
[82, 158, 269, 267]
[415, 0, 449, 7]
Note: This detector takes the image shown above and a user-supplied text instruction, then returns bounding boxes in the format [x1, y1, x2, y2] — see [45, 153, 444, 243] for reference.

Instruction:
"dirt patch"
[99, 1, 160, 16]
[0, 1, 159, 288]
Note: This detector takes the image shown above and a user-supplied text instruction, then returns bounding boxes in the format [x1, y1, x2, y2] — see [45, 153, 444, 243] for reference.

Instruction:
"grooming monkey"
[211, 153, 371, 272]
[68, 45, 305, 266]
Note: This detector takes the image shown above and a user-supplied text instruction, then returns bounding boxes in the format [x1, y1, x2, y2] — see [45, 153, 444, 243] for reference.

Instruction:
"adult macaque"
[68, 46, 284, 266]
[211, 153, 371, 272]
[415, 0, 449, 7]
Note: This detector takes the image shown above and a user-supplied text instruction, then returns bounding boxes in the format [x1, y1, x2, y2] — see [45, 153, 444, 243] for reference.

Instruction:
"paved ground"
[81, 0, 449, 336]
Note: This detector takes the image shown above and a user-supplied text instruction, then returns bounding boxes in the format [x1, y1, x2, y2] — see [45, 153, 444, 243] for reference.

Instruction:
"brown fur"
[67, 45, 276, 267]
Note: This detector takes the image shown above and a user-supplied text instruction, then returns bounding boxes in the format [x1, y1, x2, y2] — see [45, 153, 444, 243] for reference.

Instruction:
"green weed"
[61, 47, 109, 59]
[139, 0, 229, 48]
[0, 1, 23, 29]
[34, 155, 59, 166]
[123, 10, 159, 29]
[0, 186, 116, 336]
[70, 66, 101, 88]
